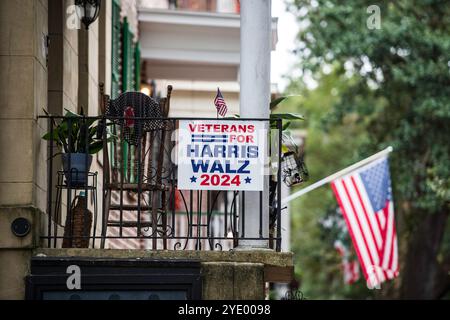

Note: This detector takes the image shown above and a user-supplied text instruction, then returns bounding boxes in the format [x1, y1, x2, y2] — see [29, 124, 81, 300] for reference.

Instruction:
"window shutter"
[111, 0, 122, 99]
[122, 18, 135, 92]
[110, 0, 122, 171]
[121, 18, 132, 181]
[134, 43, 141, 91]
[112, 14, 141, 182]
[122, 20, 143, 182]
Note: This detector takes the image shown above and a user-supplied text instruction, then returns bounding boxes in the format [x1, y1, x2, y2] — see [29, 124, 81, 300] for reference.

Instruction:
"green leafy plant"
[42, 108, 112, 155]
[270, 95, 304, 130]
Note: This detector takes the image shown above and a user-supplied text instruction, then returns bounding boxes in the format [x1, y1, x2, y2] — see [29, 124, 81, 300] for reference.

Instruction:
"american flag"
[334, 240, 360, 285]
[331, 157, 399, 288]
[214, 88, 228, 117]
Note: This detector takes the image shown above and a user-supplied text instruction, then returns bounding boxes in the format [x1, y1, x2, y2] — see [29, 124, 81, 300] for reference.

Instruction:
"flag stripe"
[374, 212, 384, 239]
[387, 204, 398, 276]
[347, 176, 381, 262]
[332, 180, 373, 282]
[391, 234, 398, 274]
[345, 177, 387, 284]
[382, 202, 394, 270]
[378, 208, 386, 228]
[386, 223, 395, 273]
[352, 176, 383, 250]
[340, 178, 384, 285]
[214, 89, 228, 116]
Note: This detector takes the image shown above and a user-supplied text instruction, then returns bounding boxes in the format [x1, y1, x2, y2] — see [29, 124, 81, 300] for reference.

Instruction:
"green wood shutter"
[134, 43, 141, 91]
[111, 15, 141, 182]
[121, 20, 142, 182]
[121, 18, 132, 181]
[122, 18, 134, 92]
[111, 0, 122, 99]
[110, 0, 121, 171]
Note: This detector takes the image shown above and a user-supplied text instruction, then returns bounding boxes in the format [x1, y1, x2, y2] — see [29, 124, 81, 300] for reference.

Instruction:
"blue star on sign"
[244, 177, 252, 184]
[190, 176, 197, 183]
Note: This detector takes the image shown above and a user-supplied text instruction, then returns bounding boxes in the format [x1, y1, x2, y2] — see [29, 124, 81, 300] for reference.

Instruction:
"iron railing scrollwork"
[38, 115, 283, 251]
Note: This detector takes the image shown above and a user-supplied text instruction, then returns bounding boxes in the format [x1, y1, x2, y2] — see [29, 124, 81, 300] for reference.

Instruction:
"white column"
[238, 0, 271, 249]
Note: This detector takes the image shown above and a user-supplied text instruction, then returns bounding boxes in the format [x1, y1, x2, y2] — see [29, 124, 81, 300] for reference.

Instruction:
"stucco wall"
[0, 0, 48, 210]
[0, 0, 116, 299]
[0, 1, 48, 299]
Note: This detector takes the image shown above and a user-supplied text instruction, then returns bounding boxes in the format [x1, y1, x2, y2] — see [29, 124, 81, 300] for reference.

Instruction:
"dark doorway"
[26, 257, 202, 300]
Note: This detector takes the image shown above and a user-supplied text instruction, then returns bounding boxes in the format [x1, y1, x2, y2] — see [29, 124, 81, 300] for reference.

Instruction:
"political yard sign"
[177, 120, 267, 191]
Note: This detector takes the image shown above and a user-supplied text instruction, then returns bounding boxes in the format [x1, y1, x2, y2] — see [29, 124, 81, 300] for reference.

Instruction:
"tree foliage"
[280, 70, 376, 298]
[286, 0, 450, 299]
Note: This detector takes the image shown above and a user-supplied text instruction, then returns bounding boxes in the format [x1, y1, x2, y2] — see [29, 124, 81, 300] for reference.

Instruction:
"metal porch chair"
[99, 85, 173, 249]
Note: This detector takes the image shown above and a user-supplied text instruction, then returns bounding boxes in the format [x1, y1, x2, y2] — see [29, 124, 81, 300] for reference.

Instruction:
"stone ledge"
[33, 248, 294, 267]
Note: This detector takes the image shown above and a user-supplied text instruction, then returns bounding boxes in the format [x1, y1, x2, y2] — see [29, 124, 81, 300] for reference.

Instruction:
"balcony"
[38, 113, 284, 252]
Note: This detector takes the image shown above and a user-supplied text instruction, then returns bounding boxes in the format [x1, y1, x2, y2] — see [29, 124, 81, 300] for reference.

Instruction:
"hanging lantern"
[281, 151, 309, 187]
[75, 0, 102, 30]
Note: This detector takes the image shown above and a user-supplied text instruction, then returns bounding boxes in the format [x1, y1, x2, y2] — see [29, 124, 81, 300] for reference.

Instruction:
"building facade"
[139, 0, 278, 118]
[0, 0, 142, 298]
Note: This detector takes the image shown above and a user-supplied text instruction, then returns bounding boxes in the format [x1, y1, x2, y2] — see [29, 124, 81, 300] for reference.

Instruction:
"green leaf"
[270, 96, 287, 109]
[270, 113, 305, 120]
[270, 95, 301, 109]
[64, 108, 81, 118]
[88, 137, 115, 154]
[42, 130, 59, 141]
[42, 109, 105, 154]
[223, 114, 240, 119]
[282, 121, 292, 130]
[88, 141, 103, 154]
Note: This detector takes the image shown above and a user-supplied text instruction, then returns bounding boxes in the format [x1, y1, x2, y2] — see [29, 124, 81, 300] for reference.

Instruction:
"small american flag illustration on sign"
[214, 88, 228, 117]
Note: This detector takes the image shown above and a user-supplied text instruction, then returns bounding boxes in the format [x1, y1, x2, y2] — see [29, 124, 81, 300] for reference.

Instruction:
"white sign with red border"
[177, 120, 266, 191]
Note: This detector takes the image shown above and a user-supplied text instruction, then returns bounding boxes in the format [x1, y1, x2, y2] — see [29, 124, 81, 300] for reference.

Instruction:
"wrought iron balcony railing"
[38, 115, 283, 251]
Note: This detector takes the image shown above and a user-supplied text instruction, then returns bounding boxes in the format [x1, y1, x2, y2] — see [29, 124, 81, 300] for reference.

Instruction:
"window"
[111, 0, 122, 100]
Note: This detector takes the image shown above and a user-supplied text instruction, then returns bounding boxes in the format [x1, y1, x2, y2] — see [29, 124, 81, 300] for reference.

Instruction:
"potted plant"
[42, 108, 107, 186]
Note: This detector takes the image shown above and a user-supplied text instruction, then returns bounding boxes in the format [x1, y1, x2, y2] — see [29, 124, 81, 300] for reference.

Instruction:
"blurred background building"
[138, 0, 278, 117]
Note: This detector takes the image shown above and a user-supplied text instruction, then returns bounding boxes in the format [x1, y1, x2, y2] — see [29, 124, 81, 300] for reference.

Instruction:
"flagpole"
[281, 146, 393, 205]
[216, 87, 219, 119]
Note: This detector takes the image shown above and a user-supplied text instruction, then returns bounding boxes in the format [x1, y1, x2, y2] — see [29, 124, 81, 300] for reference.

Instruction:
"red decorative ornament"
[124, 106, 135, 128]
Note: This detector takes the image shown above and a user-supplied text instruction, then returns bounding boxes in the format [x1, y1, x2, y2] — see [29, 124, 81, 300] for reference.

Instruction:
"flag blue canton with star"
[359, 158, 392, 212]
